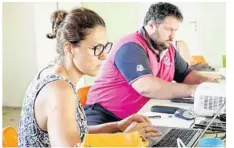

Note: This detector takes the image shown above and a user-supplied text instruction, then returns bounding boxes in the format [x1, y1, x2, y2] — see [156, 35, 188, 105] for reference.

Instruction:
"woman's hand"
[116, 114, 161, 138]
[124, 122, 162, 139]
[117, 114, 151, 132]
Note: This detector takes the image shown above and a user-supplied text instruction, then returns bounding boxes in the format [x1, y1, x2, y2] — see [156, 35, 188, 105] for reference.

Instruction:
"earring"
[66, 52, 73, 58]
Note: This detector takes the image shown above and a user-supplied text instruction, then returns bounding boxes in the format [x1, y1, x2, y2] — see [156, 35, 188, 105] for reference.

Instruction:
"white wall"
[59, 2, 81, 10]
[82, 2, 148, 43]
[2, 3, 38, 106]
[34, 3, 57, 71]
[200, 2, 226, 68]
[171, 2, 203, 55]
[2, 2, 84, 107]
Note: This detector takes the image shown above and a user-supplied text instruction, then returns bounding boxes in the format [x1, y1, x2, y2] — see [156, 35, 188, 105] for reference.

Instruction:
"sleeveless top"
[18, 67, 88, 147]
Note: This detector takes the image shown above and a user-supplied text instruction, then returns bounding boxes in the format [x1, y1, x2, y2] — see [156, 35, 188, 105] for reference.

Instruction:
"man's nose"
[170, 31, 176, 40]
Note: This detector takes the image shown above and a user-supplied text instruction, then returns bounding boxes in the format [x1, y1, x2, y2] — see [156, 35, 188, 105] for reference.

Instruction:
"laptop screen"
[193, 101, 226, 145]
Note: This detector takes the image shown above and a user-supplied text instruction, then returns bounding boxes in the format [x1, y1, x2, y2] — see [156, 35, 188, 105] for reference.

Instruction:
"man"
[84, 2, 216, 125]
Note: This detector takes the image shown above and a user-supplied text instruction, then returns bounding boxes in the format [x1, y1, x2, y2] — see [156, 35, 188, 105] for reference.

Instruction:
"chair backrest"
[2, 126, 18, 147]
[175, 40, 193, 63]
[77, 86, 91, 106]
[190, 55, 206, 65]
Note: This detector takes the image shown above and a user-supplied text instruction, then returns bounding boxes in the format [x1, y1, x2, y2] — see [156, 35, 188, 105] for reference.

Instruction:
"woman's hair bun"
[46, 10, 68, 39]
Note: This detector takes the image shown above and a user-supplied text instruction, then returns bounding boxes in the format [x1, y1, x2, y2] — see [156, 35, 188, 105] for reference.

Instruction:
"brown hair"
[46, 7, 105, 56]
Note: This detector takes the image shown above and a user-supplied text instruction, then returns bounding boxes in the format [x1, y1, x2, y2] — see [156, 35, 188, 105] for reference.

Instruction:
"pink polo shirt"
[87, 27, 180, 119]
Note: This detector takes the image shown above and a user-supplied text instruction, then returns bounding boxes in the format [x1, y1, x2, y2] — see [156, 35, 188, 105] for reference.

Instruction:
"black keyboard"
[152, 129, 198, 147]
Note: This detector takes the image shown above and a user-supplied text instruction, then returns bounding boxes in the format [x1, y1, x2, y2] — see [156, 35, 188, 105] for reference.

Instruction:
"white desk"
[137, 78, 226, 128]
[138, 99, 194, 114]
[138, 99, 205, 128]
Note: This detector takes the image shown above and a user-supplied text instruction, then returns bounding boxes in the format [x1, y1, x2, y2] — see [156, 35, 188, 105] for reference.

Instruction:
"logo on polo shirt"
[164, 56, 171, 66]
[136, 64, 144, 72]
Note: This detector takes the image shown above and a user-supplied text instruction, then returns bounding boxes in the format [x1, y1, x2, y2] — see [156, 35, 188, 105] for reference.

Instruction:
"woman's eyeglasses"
[70, 41, 113, 56]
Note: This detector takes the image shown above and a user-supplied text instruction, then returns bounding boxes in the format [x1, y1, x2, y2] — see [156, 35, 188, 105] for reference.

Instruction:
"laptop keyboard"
[152, 129, 198, 147]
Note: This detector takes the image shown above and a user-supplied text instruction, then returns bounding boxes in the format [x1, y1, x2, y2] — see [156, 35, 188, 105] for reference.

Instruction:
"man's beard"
[152, 39, 169, 51]
[150, 35, 170, 52]
[156, 42, 169, 51]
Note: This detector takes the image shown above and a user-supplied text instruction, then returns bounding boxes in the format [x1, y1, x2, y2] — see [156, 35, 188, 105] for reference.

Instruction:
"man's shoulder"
[116, 31, 145, 47]
[116, 42, 146, 57]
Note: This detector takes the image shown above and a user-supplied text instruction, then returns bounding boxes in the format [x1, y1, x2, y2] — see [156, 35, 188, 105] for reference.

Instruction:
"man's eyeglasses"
[70, 41, 113, 56]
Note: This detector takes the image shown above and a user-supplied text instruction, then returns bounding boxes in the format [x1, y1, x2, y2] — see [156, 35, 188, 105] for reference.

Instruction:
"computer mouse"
[174, 109, 196, 120]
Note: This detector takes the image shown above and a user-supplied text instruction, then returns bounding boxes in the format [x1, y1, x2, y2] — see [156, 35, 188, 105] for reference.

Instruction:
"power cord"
[221, 134, 226, 142]
[177, 138, 186, 148]
[190, 118, 196, 128]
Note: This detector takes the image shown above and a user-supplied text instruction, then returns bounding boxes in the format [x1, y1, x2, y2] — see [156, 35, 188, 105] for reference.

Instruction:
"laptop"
[149, 102, 226, 147]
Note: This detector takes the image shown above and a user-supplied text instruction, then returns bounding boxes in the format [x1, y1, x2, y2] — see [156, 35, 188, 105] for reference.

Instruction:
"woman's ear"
[63, 42, 73, 58]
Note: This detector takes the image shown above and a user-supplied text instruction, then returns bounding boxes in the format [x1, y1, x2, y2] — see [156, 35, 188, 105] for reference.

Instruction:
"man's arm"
[131, 75, 197, 99]
[114, 43, 197, 99]
[183, 70, 218, 84]
[172, 50, 217, 85]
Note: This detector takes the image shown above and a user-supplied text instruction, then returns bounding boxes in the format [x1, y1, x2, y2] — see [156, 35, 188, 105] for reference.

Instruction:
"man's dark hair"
[143, 2, 183, 25]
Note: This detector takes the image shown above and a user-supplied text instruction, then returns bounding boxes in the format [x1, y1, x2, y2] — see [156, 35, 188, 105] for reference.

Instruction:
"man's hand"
[189, 85, 198, 97]
[204, 77, 219, 83]
[117, 114, 150, 132]
[184, 70, 219, 85]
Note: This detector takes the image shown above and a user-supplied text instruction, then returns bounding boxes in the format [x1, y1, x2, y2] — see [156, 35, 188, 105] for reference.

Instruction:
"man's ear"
[147, 20, 154, 28]
[148, 20, 160, 29]
[147, 20, 158, 31]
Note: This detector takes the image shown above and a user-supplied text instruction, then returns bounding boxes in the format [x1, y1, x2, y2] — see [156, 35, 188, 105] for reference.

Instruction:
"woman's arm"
[46, 80, 81, 147]
[88, 122, 120, 134]
[88, 114, 151, 134]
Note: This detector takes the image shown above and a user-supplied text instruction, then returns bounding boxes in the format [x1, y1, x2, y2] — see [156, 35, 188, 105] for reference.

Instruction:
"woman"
[18, 7, 160, 147]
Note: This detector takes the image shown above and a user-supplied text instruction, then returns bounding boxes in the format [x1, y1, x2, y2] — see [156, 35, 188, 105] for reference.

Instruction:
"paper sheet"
[141, 112, 206, 128]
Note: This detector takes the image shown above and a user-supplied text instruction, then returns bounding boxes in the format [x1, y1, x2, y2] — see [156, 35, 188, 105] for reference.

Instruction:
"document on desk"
[141, 112, 205, 128]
